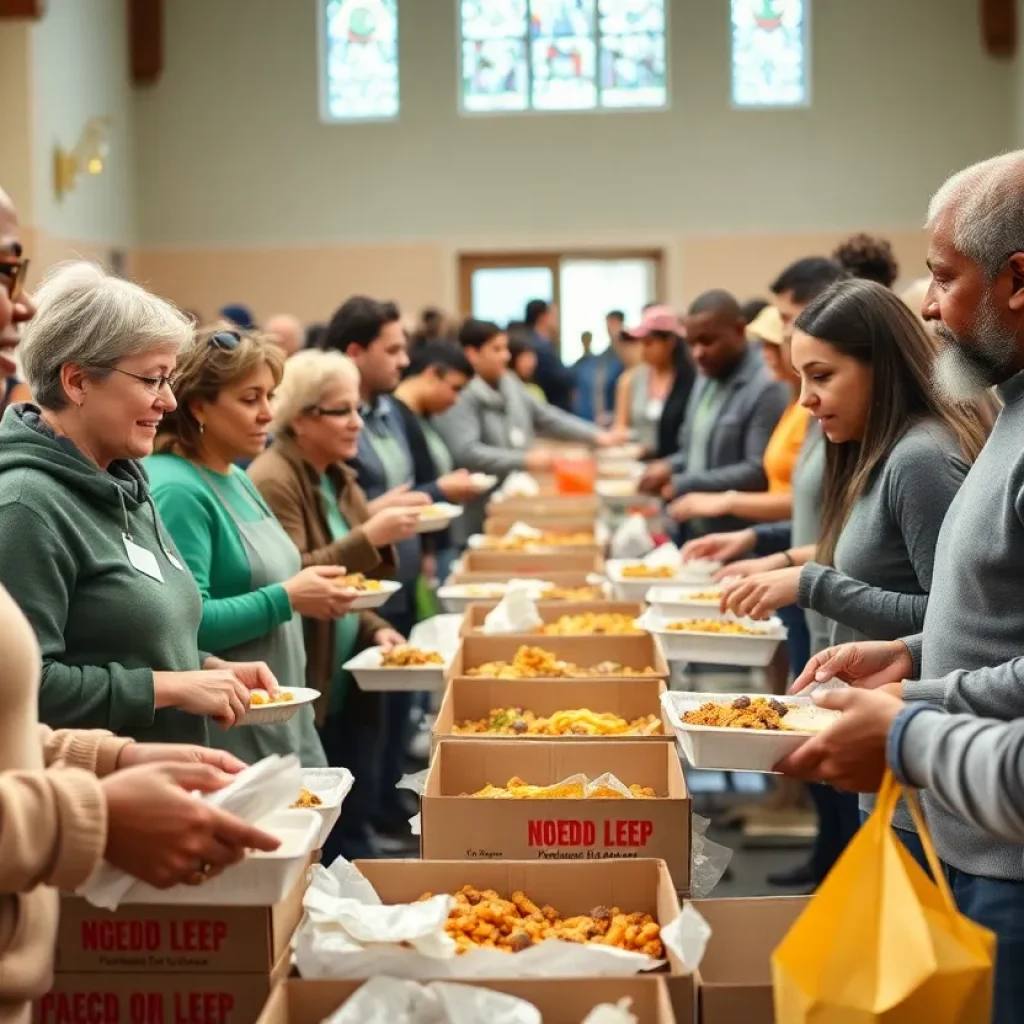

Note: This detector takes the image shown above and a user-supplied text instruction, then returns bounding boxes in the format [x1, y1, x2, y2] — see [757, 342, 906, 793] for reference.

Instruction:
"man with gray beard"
[777, 151, 1024, 1024]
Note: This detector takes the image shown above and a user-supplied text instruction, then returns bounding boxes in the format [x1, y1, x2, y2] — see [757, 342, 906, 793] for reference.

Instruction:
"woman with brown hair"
[147, 328, 356, 767]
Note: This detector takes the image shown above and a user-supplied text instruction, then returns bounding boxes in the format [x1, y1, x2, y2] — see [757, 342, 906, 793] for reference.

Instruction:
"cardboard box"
[691, 896, 809, 1024]
[54, 869, 307, 974]
[256, 977, 678, 1024]
[36, 953, 290, 1024]
[448, 569, 601, 587]
[459, 550, 605, 575]
[485, 498, 599, 519]
[420, 740, 691, 891]
[433, 676, 672, 747]
[448, 634, 668, 680]
[460, 600, 645, 635]
[486, 512, 600, 534]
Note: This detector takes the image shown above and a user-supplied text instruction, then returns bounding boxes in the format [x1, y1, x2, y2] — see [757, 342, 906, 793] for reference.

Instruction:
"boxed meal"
[255, 976, 679, 1024]
[460, 600, 646, 636]
[690, 897, 809, 1024]
[54, 867, 308, 974]
[448, 635, 668, 680]
[485, 500, 599, 521]
[433, 676, 672, 748]
[448, 568, 602, 587]
[36, 953, 290, 1024]
[458, 550, 605, 575]
[419, 740, 691, 890]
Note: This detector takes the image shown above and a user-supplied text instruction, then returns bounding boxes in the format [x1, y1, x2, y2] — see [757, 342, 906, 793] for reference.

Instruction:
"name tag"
[123, 535, 164, 582]
[509, 427, 526, 448]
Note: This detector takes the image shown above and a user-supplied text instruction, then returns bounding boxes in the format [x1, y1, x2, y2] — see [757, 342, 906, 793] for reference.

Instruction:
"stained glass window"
[731, 0, 809, 108]
[321, 0, 400, 121]
[460, 0, 667, 114]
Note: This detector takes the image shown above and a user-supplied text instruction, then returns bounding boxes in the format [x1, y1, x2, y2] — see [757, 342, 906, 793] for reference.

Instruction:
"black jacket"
[392, 397, 452, 552]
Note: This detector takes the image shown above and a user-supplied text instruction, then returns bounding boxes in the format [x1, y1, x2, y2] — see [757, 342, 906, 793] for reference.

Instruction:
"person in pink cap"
[613, 305, 695, 458]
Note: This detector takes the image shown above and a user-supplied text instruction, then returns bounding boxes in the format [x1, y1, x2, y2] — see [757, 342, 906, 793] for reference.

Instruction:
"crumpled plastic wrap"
[609, 514, 656, 560]
[494, 473, 540, 500]
[689, 813, 734, 898]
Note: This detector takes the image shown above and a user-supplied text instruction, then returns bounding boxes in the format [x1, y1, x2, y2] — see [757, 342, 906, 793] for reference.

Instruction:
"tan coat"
[248, 435, 397, 723]
[0, 583, 133, 1024]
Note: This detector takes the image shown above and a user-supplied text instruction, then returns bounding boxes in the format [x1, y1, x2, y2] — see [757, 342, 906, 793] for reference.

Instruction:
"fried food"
[419, 505, 449, 519]
[249, 690, 295, 706]
[536, 613, 642, 636]
[336, 573, 383, 592]
[292, 788, 323, 808]
[417, 885, 664, 958]
[453, 706, 662, 737]
[685, 591, 722, 602]
[380, 645, 444, 667]
[483, 531, 595, 551]
[540, 585, 604, 601]
[682, 695, 794, 731]
[666, 619, 768, 635]
[469, 775, 655, 799]
[463, 585, 509, 598]
[465, 645, 655, 679]
[620, 564, 676, 579]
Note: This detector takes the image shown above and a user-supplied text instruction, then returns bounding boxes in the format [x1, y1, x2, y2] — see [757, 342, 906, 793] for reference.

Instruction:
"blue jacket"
[529, 331, 575, 412]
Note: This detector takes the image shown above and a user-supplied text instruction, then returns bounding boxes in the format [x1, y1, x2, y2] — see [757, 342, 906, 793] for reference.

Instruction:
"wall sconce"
[54, 117, 112, 201]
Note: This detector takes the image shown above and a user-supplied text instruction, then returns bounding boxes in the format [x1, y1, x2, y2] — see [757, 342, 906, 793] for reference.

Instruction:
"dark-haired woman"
[721, 278, 988, 854]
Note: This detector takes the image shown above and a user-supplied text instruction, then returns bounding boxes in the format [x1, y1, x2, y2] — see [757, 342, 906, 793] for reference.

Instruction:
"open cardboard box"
[459, 550, 605, 574]
[486, 496, 599, 518]
[690, 896, 809, 1024]
[37, 951, 291, 1024]
[460, 600, 645, 636]
[54, 866, 308, 974]
[486, 512, 600, 535]
[448, 569, 602, 587]
[433, 676, 672, 749]
[421, 740, 691, 891]
[256, 976, 678, 1024]
[448, 634, 668, 680]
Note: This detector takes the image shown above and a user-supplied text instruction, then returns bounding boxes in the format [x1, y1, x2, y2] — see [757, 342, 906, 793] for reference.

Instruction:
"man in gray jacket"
[434, 318, 623, 537]
[779, 150, 1024, 1024]
[638, 289, 789, 536]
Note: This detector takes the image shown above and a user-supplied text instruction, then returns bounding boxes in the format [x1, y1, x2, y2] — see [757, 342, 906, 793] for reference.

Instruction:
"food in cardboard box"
[679, 695, 840, 733]
[619, 564, 676, 579]
[336, 573, 383, 592]
[416, 886, 664, 958]
[540, 585, 605, 601]
[469, 775, 656, 799]
[293, 787, 324, 808]
[249, 690, 296, 706]
[465, 645, 655, 680]
[380, 645, 445, 667]
[483, 531, 596, 551]
[665, 619, 769, 635]
[453, 707, 663, 737]
[537, 613, 642, 636]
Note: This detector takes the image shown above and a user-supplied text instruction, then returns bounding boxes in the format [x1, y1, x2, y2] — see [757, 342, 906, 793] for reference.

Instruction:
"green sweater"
[0, 406, 208, 745]
[146, 454, 294, 653]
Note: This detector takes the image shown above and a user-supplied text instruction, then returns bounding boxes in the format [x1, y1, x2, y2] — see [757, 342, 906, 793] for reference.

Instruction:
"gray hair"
[926, 151, 1024, 279]
[20, 261, 192, 410]
[271, 349, 359, 433]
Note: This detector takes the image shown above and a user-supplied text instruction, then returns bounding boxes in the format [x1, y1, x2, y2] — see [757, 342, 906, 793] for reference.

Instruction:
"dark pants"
[868, 816, 1023, 1024]
[317, 686, 384, 865]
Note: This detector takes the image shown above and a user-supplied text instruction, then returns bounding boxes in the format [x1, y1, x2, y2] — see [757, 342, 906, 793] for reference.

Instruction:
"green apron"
[199, 469, 327, 767]
[320, 473, 360, 715]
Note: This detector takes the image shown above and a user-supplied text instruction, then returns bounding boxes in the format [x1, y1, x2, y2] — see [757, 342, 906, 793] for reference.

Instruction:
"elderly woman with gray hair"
[0, 261, 278, 745]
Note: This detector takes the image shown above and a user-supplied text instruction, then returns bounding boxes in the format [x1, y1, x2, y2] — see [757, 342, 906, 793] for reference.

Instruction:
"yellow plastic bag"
[772, 771, 995, 1023]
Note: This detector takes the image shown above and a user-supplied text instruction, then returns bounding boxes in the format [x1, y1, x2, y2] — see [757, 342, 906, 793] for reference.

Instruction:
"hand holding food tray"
[662, 692, 842, 773]
[344, 645, 449, 692]
[334, 573, 403, 611]
[636, 610, 786, 667]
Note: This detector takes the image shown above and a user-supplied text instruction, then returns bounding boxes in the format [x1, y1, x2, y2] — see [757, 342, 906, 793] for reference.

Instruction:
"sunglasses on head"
[0, 257, 30, 302]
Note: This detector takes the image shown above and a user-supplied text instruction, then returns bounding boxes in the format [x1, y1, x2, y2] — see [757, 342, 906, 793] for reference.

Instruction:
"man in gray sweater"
[781, 151, 1024, 1024]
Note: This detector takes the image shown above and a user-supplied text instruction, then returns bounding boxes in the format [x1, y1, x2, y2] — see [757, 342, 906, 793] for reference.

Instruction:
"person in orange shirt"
[667, 304, 806, 525]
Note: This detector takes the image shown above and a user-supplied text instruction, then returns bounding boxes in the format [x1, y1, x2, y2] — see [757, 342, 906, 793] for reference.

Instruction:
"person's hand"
[719, 566, 801, 620]
[102, 763, 280, 888]
[524, 448, 554, 473]
[363, 505, 420, 547]
[156, 669, 252, 727]
[117, 743, 246, 774]
[681, 530, 755, 564]
[205, 657, 280, 697]
[712, 553, 788, 582]
[791, 639, 913, 695]
[374, 628, 406, 652]
[638, 460, 671, 496]
[437, 469, 482, 503]
[668, 491, 733, 523]
[596, 428, 629, 448]
[774, 688, 904, 791]
[367, 484, 431, 516]
[282, 566, 356, 620]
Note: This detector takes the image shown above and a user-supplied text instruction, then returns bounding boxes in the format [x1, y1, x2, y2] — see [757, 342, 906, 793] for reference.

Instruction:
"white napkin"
[610, 515, 655, 560]
[497, 472, 540, 500]
[505, 521, 543, 541]
[77, 754, 302, 910]
[642, 542, 682, 568]
[409, 615, 463, 659]
[481, 586, 543, 635]
[581, 1000, 637, 1024]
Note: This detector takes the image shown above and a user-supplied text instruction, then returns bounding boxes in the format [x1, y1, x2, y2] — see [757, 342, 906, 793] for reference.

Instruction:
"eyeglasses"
[112, 368, 179, 395]
[311, 405, 359, 418]
[0, 257, 30, 302]
[209, 330, 241, 351]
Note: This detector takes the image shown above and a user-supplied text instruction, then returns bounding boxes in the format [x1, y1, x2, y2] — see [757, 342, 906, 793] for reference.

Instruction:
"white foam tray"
[118, 809, 318, 905]
[641, 611, 785, 667]
[606, 558, 722, 602]
[240, 687, 321, 726]
[416, 503, 464, 534]
[594, 480, 660, 508]
[646, 584, 728, 620]
[344, 645, 449, 692]
[299, 767, 354, 849]
[437, 584, 516, 613]
[663, 691, 825, 773]
[340, 579, 402, 611]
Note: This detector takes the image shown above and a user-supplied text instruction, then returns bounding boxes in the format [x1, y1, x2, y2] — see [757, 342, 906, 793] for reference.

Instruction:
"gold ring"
[186, 861, 214, 886]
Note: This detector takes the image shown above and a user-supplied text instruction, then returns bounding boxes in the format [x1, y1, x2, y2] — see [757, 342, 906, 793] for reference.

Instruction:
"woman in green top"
[148, 329, 357, 766]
